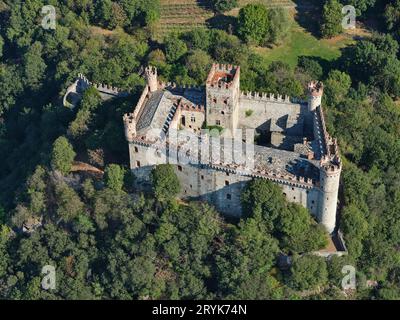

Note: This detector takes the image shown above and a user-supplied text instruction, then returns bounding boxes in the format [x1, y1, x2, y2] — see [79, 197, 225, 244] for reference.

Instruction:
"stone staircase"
[162, 104, 179, 134]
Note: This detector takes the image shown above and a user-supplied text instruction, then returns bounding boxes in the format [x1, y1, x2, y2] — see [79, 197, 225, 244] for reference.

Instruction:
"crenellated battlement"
[123, 113, 137, 142]
[124, 62, 341, 235]
[308, 81, 324, 97]
[77, 73, 129, 97]
[206, 63, 240, 90]
[240, 91, 295, 103]
[145, 66, 158, 92]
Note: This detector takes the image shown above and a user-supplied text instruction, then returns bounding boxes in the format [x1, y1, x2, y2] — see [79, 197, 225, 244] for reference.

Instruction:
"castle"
[123, 64, 342, 234]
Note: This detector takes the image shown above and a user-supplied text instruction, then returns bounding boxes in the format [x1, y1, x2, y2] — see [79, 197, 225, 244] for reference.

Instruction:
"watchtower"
[205, 64, 241, 133]
[145, 66, 158, 93]
[308, 81, 324, 112]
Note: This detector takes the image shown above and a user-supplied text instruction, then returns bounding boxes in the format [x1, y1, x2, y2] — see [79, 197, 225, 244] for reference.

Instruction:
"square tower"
[206, 64, 241, 133]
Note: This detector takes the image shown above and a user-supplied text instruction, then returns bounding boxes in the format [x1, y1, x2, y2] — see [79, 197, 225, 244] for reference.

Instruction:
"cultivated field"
[156, 0, 214, 37]
[156, 0, 296, 38]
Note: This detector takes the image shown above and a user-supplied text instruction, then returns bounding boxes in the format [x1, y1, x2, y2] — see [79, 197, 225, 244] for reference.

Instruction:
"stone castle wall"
[129, 142, 323, 219]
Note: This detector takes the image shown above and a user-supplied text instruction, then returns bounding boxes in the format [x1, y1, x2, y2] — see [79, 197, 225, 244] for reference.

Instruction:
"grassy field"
[156, 0, 363, 68]
[253, 22, 355, 69]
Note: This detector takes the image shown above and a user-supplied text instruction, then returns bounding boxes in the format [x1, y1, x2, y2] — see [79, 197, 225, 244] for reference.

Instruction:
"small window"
[191, 116, 196, 123]
[225, 180, 229, 186]
[216, 120, 221, 125]
[134, 146, 139, 153]
[227, 194, 232, 200]
[312, 200, 315, 204]
[178, 165, 183, 172]
[223, 99, 228, 105]
[190, 184, 193, 189]
[221, 111, 225, 115]
[201, 175, 204, 180]
[213, 98, 217, 104]
[226, 172, 230, 176]
[293, 196, 296, 200]
[136, 161, 141, 167]
[292, 187, 295, 191]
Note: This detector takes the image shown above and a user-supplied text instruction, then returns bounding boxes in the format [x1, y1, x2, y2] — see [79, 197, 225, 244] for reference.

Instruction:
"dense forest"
[1, 0, 400, 300]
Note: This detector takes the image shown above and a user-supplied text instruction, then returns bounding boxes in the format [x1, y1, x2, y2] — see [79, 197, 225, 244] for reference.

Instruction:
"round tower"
[123, 113, 136, 142]
[145, 66, 158, 93]
[318, 160, 341, 234]
[308, 81, 324, 112]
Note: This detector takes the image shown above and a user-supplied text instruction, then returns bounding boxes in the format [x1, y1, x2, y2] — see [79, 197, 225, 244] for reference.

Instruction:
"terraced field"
[156, 0, 296, 38]
[239, 0, 296, 8]
[157, 0, 214, 37]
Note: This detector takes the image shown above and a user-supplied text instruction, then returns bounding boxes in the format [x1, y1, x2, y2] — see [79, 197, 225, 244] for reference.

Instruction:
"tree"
[265, 8, 291, 45]
[341, 34, 400, 97]
[51, 136, 76, 175]
[151, 164, 180, 203]
[23, 41, 46, 90]
[104, 164, 125, 191]
[147, 49, 167, 69]
[289, 254, 329, 291]
[26, 166, 47, 214]
[183, 28, 211, 51]
[279, 204, 328, 253]
[110, 2, 127, 29]
[0, 64, 23, 116]
[54, 182, 85, 223]
[341, 204, 369, 258]
[324, 70, 352, 106]
[0, 35, 4, 59]
[344, 0, 376, 15]
[164, 33, 188, 62]
[241, 178, 286, 230]
[212, 0, 238, 13]
[237, 4, 269, 45]
[321, 0, 343, 38]
[185, 49, 212, 84]
[216, 217, 279, 297]
[297, 56, 323, 80]
[69, 87, 101, 139]
[385, 0, 400, 35]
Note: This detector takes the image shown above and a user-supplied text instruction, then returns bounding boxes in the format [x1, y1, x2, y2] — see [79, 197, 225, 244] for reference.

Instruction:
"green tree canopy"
[104, 164, 125, 191]
[212, 0, 238, 13]
[321, 0, 343, 38]
[289, 254, 329, 291]
[51, 136, 76, 175]
[151, 164, 181, 203]
[237, 4, 269, 45]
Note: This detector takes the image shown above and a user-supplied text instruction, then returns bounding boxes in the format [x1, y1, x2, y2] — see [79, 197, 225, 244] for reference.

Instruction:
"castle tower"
[318, 157, 341, 234]
[145, 66, 158, 93]
[205, 64, 241, 133]
[123, 113, 136, 142]
[308, 81, 324, 112]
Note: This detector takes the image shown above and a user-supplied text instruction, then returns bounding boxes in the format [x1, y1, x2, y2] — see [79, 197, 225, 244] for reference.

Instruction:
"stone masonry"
[123, 64, 342, 234]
